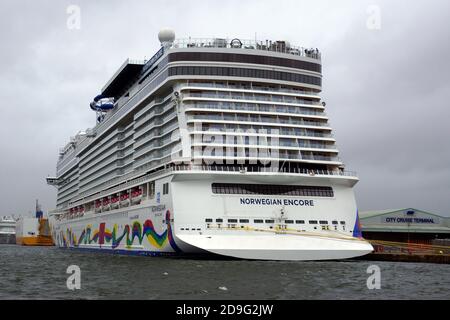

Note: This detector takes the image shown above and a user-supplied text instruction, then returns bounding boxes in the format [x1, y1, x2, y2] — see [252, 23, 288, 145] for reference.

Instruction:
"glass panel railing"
[173, 38, 321, 60]
[186, 114, 329, 127]
[184, 92, 322, 106]
[184, 81, 321, 96]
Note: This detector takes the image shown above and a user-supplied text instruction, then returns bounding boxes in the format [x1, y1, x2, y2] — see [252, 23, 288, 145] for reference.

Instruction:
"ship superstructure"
[46, 29, 372, 260]
[15, 200, 53, 246]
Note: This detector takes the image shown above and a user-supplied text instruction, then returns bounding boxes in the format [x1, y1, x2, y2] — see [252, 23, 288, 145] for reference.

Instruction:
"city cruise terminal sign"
[384, 217, 436, 224]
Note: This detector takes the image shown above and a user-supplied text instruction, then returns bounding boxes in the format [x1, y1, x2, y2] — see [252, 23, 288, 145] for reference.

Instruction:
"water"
[0, 245, 449, 299]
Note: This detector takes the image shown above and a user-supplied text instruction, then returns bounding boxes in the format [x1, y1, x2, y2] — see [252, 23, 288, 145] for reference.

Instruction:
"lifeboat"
[130, 188, 143, 205]
[95, 200, 102, 213]
[111, 195, 119, 209]
[102, 197, 110, 211]
[120, 192, 129, 206]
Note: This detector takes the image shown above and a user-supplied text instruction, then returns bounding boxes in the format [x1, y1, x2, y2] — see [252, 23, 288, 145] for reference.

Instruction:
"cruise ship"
[0, 216, 16, 244]
[46, 29, 373, 260]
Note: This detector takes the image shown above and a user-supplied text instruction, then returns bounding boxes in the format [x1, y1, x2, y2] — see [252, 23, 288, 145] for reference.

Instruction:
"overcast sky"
[1, 0, 449, 217]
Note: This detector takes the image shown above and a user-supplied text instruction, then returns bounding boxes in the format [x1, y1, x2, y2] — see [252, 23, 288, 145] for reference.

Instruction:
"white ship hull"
[50, 171, 373, 260]
[0, 217, 16, 245]
[0, 233, 16, 245]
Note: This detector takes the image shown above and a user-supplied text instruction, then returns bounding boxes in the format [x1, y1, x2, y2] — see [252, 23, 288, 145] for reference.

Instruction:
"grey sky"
[0, 0, 449, 217]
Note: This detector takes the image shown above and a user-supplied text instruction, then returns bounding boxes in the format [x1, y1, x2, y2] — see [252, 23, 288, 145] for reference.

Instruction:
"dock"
[357, 239, 450, 264]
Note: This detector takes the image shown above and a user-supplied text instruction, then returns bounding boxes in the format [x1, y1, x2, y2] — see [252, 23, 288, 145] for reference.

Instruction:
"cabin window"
[309, 220, 318, 224]
[254, 219, 264, 223]
[296, 220, 305, 224]
[163, 183, 169, 195]
[211, 183, 333, 197]
[239, 219, 249, 223]
[149, 181, 155, 199]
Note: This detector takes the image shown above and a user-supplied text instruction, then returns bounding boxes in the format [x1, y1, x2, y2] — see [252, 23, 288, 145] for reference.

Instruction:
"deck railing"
[172, 38, 321, 60]
[56, 164, 357, 211]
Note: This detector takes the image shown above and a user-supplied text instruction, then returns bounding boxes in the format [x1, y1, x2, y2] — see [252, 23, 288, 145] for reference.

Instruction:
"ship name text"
[240, 198, 314, 206]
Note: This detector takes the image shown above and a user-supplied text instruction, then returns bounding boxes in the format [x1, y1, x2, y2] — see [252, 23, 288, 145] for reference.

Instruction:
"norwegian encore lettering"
[240, 198, 314, 206]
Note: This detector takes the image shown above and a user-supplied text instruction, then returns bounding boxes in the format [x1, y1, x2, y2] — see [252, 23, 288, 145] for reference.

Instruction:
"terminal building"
[360, 208, 450, 244]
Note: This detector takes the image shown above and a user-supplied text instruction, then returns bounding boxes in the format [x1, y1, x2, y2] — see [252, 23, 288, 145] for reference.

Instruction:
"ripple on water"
[0, 245, 449, 299]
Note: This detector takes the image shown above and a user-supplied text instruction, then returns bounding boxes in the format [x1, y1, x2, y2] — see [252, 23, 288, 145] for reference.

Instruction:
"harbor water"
[0, 245, 449, 300]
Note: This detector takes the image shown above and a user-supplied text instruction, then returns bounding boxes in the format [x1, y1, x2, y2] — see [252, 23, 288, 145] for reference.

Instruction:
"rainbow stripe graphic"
[60, 210, 180, 253]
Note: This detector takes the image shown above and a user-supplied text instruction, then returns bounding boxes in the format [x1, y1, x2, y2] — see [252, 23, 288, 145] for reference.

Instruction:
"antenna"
[35, 199, 43, 220]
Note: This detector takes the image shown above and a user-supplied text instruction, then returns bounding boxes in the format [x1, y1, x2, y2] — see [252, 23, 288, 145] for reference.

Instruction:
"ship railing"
[186, 126, 334, 139]
[186, 114, 329, 128]
[66, 164, 357, 209]
[171, 164, 356, 177]
[171, 38, 321, 60]
[183, 92, 322, 106]
[182, 82, 321, 96]
[184, 103, 326, 117]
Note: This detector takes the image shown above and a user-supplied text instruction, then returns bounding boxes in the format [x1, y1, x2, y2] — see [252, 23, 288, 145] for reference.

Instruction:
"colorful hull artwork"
[58, 210, 180, 253]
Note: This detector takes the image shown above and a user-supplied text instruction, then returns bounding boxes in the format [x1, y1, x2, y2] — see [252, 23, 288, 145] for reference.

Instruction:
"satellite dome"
[158, 28, 175, 44]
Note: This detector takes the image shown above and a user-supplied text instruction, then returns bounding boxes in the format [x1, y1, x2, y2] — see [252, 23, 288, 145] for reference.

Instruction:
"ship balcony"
[133, 122, 179, 149]
[192, 150, 341, 164]
[186, 114, 331, 130]
[188, 126, 335, 140]
[133, 136, 179, 159]
[182, 92, 323, 107]
[134, 104, 176, 130]
[184, 104, 328, 120]
[133, 115, 178, 141]
[132, 148, 178, 170]
[191, 141, 338, 153]
[179, 83, 321, 99]
[134, 96, 172, 121]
